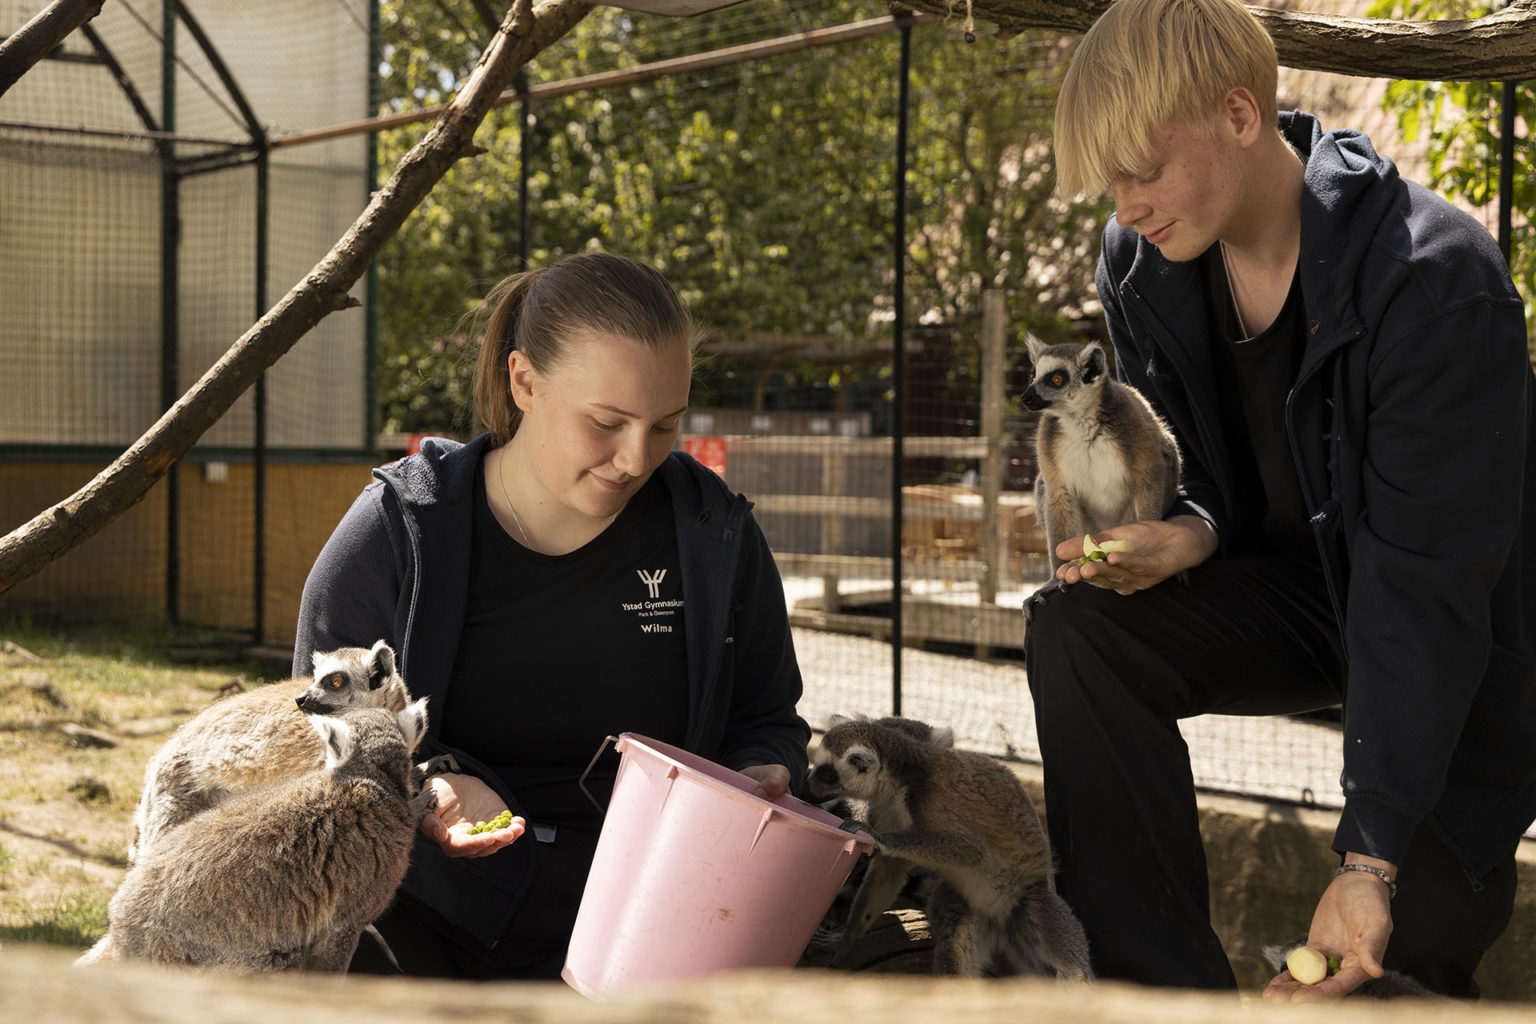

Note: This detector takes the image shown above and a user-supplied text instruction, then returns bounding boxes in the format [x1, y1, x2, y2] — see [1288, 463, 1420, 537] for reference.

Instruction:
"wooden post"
[979, 290, 1006, 606]
[820, 443, 845, 614]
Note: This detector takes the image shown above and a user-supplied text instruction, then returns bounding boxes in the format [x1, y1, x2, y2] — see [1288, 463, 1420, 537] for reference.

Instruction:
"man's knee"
[1025, 582, 1116, 668]
[1025, 582, 1184, 723]
[1025, 581, 1083, 642]
[1025, 584, 1123, 701]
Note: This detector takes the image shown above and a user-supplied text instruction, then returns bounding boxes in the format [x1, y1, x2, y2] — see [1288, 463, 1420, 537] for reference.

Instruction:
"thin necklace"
[1219, 241, 1250, 341]
[496, 448, 531, 548]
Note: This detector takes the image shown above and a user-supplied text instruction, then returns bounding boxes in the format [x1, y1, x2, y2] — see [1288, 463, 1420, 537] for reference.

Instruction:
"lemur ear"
[308, 714, 355, 768]
[1025, 333, 1047, 364]
[397, 698, 429, 753]
[1081, 342, 1107, 384]
[367, 640, 396, 690]
[828, 712, 853, 729]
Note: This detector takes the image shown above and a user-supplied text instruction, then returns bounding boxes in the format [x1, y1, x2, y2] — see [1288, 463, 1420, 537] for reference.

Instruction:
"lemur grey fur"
[804, 716, 954, 962]
[78, 640, 453, 967]
[126, 640, 412, 865]
[807, 715, 1092, 979]
[103, 702, 434, 972]
[1023, 336, 1181, 570]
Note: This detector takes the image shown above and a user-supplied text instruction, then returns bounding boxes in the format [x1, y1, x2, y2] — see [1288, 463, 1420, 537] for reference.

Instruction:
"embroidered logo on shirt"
[637, 568, 667, 599]
[622, 569, 683, 634]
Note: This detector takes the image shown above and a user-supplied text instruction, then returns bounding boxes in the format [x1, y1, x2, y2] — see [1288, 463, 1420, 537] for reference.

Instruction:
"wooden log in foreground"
[9, 943, 1536, 1024]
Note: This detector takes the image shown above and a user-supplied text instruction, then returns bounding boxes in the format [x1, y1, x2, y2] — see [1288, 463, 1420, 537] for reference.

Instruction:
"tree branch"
[0, 0, 594, 594]
[0, 0, 105, 99]
[896, 0, 1536, 81]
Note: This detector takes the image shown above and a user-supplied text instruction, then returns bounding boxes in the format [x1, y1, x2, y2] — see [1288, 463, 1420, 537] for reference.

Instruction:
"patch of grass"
[7, 619, 269, 665]
[67, 775, 114, 807]
[2, 622, 274, 743]
[84, 841, 128, 871]
[5, 618, 163, 665]
[0, 621, 282, 947]
[0, 889, 108, 948]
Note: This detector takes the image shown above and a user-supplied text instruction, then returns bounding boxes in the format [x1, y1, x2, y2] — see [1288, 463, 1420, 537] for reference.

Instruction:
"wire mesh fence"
[0, 0, 1486, 829]
[0, 0, 377, 641]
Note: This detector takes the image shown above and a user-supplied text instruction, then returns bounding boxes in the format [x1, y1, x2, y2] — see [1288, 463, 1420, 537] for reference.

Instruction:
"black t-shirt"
[1203, 246, 1317, 561]
[441, 466, 690, 829]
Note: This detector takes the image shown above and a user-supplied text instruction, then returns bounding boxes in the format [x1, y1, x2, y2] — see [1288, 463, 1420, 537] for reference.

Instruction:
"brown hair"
[471, 251, 700, 446]
[1053, 0, 1279, 198]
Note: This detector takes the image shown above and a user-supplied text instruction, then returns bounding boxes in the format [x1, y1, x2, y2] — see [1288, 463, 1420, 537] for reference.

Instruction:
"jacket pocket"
[1309, 499, 1348, 636]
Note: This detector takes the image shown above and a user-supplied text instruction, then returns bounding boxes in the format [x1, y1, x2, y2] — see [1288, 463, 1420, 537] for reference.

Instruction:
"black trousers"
[1023, 551, 1517, 995]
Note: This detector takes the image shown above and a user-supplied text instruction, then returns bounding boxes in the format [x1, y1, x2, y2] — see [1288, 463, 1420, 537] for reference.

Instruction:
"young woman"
[294, 251, 809, 979]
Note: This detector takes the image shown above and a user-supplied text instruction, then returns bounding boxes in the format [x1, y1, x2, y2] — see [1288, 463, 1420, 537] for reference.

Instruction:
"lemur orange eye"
[329, 673, 345, 689]
[1049, 372, 1067, 387]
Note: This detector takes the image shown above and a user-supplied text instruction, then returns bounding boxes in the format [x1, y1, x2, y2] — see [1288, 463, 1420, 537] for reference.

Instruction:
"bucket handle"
[578, 734, 620, 816]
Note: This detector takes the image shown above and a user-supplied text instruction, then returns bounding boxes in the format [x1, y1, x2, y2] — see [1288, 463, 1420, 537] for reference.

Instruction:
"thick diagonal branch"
[899, 0, 1536, 81]
[0, 0, 105, 98]
[0, 0, 594, 594]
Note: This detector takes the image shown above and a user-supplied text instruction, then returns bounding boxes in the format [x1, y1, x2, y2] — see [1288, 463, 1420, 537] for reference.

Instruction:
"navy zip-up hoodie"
[1097, 111, 1536, 877]
[293, 435, 810, 946]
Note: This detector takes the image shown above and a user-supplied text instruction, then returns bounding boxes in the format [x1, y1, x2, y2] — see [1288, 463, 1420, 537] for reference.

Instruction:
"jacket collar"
[1117, 111, 1397, 378]
[1286, 111, 1399, 373]
[373, 433, 487, 510]
[1286, 110, 1399, 317]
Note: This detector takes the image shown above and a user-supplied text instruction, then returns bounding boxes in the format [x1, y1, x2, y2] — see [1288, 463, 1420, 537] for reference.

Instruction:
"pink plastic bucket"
[561, 733, 873, 999]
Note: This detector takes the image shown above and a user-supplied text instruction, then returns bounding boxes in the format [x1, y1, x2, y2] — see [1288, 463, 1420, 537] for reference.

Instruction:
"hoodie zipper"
[1285, 325, 1360, 648]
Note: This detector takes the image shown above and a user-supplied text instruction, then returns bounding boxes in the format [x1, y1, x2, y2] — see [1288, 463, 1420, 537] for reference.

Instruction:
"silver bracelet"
[1336, 863, 1397, 900]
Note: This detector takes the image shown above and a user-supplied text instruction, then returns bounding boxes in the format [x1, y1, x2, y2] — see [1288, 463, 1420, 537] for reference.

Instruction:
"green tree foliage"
[373, 1, 1112, 436]
[1367, 0, 1535, 342]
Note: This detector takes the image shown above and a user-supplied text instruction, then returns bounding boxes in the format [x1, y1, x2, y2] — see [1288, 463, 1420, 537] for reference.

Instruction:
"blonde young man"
[1027, 0, 1536, 1000]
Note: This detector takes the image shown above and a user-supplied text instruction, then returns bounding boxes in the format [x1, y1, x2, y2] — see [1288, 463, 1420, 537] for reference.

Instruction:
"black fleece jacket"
[1097, 111, 1536, 876]
[293, 436, 810, 946]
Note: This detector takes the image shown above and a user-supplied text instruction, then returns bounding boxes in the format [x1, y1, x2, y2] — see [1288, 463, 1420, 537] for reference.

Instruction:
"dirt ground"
[0, 630, 277, 953]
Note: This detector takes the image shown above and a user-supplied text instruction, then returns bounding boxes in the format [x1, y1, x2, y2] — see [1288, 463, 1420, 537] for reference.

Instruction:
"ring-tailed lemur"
[1023, 336, 1181, 570]
[808, 715, 1092, 979]
[103, 702, 435, 972]
[126, 640, 412, 864]
[79, 641, 452, 966]
[804, 716, 954, 964]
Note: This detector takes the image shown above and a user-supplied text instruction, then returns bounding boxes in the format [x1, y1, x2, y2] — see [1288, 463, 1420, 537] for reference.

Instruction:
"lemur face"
[296, 641, 400, 715]
[1021, 341, 1107, 414]
[807, 734, 882, 802]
